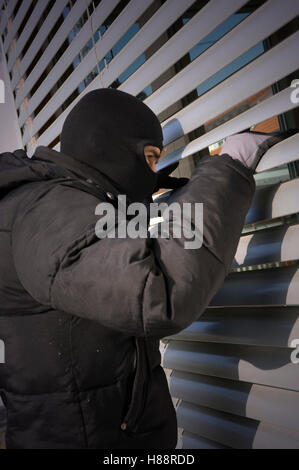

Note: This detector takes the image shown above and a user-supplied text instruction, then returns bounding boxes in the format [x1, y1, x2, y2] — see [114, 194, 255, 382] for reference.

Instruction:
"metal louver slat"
[22, 0, 154, 145]
[156, 178, 299, 224]
[176, 402, 299, 449]
[162, 340, 299, 391]
[211, 266, 299, 306]
[159, 32, 299, 147]
[233, 224, 299, 268]
[11, 1, 69, 91]
[0, 14, 6, 38]
[96, 0, 196, 90]
[17, 0, 126, 121]
[246, 178, 299, 224]
[8, 0, 35, 71]
[8, 0, 46, 72]
[165, 306, 299, 348]
[3, 0, 17, 19]
[34, 29, 299, 150]
[2, 0, 18, 51]
[158, 97, 299, 171]
[0, 0, 21, 38]
[170, 371, 299, 432]
[32, 0, 195, 147]
[181, 431, 230, 449]
[144, 0, 299, 116]
[120, 0, 249, 96]
[15, 0, 81, 104]
[255, 133, 299, 172]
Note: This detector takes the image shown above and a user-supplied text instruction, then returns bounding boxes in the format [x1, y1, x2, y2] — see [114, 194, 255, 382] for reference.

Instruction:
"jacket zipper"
[121, 337, 150, 433]
[57, 178, 149, 433]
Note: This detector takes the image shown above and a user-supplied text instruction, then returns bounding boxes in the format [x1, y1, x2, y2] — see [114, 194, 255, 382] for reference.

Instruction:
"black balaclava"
[60, 88, 163, 203]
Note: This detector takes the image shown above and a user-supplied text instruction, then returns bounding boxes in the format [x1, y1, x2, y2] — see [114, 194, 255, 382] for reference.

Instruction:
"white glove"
[220, 130, 296, 171]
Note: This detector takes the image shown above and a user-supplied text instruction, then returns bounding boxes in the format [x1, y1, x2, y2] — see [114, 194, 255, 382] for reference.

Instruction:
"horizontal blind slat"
[163, 341, 299, 391]
[159, 32, 299, 147]
[166, 306, 299, 348]
[11, 0, 69, 91]
[177, 401, 299, 449]
[234, 224, 299, 268]
[17, 0, 123, 123]
[120, 0, 249, 97]
[23, 0, 158, 145]
[8, 0, 45, 72]
[98, 0, 196, 89]
[144, 0, 299, 116]
[211, 266, 299, 306]
[255, 133, 299, 172]
[170, 371, 299, 432]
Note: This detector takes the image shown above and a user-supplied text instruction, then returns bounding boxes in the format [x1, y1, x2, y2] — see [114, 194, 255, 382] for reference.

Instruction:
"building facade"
[0, 0, 299, 449]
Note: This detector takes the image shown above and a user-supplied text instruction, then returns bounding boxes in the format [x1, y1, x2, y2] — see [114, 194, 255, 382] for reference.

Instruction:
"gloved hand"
[220, 129, 298, 171]
[153, 161, 189, 193]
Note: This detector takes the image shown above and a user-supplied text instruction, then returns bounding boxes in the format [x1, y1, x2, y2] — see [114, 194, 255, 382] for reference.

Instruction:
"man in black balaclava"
[60, 88, 188, 223]
[60, 88, 168, 203]
[2, 87, 279, 449]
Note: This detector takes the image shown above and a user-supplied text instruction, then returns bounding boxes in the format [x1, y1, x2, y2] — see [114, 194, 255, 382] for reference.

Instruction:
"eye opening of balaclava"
[60, 88, 163, 203]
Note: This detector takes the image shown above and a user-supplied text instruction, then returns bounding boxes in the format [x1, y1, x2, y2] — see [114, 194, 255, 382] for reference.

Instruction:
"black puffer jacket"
[0, 145, 255, 449]
[0, 90, 255, 449]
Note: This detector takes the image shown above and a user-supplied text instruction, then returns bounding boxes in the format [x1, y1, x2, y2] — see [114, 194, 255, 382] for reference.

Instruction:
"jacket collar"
[33, 146, 122, 199]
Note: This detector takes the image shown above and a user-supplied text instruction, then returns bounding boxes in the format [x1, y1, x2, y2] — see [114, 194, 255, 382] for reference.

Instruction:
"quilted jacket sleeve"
[12, 154, 255, 338]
